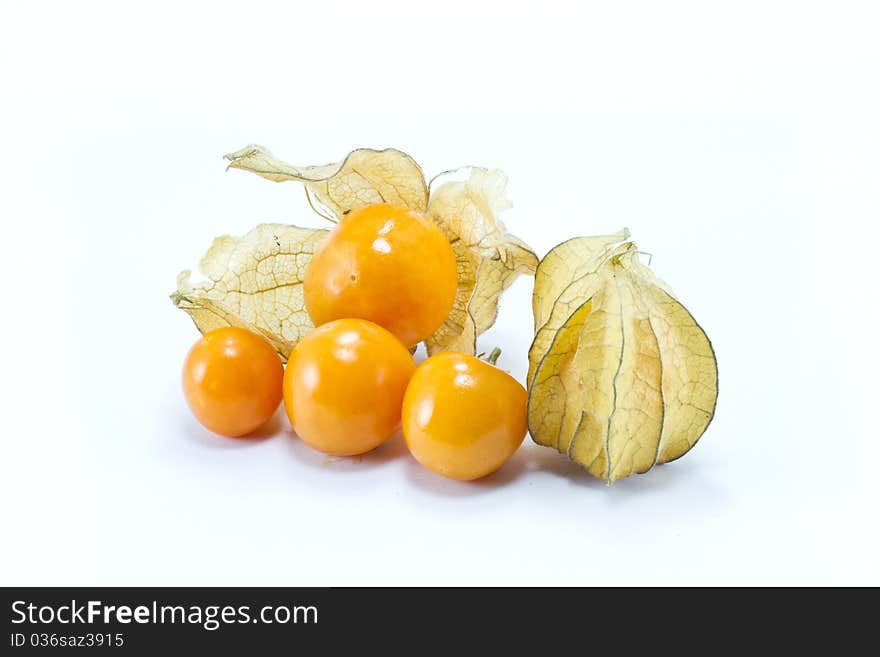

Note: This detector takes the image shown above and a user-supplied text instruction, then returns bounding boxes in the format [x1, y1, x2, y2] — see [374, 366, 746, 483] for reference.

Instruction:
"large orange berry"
[303, 203, 458, 347]
[283, 318, 417, 456]
[402, 352, 527, 480]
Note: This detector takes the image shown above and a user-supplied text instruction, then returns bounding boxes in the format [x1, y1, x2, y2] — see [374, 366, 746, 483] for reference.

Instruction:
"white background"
[1, 0, 878, 585]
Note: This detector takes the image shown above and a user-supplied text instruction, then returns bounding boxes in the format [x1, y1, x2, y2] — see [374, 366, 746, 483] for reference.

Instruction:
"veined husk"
[527, 231, 718, 483]
[171, 224, 328, 359]
[172, 147, 536, 357]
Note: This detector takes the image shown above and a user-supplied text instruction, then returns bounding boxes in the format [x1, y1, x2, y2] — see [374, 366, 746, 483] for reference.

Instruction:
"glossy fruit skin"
[402, 352, 527, 481]
[283, 318, 417, 456]
[303, 203, 458, 347]
[182, 327, 283, 437]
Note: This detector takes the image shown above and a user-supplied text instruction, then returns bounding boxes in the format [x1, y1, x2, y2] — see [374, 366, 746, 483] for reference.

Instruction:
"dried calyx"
[527, 230, 718, 483]
[171, 147, 536, 360]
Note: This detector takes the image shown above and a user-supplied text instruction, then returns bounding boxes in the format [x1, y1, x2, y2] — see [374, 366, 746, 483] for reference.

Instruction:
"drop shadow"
[520, 444, 605, 489]
[181, 406, 284, 448]
[599, 460, 727, 505]
[402, 446, 530, 497]
[524, 442, 726, 503]
[284, 429, 410, 472]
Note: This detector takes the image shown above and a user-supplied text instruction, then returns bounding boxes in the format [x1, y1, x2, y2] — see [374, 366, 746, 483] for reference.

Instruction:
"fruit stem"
[485, 347, 502, 366]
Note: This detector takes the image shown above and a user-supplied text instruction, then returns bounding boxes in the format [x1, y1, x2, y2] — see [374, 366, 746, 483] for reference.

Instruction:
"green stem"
[485, 347, 502, 366]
